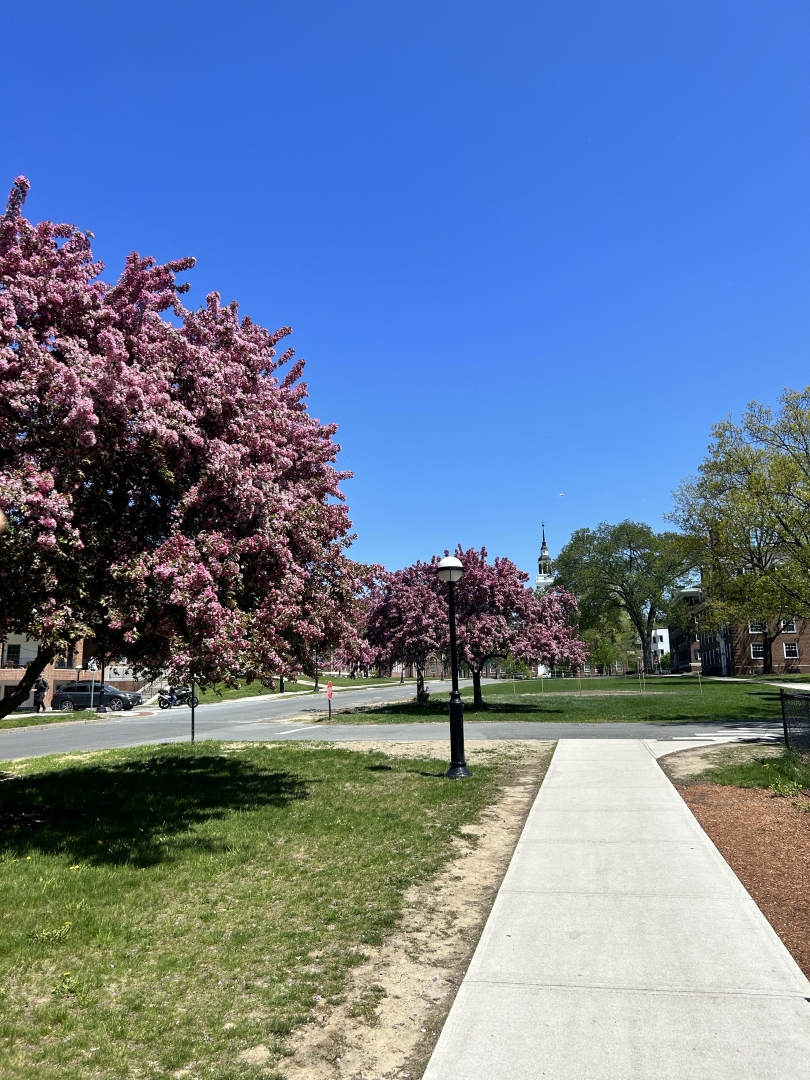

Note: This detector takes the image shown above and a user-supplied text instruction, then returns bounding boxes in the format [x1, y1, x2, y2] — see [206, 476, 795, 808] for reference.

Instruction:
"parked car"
[51, 683, 143, 712]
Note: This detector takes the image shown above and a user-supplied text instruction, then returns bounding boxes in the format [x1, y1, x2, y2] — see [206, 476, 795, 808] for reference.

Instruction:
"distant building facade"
[0, 636, 145, 709]
[668, 588, 703, 674]
[698, 619, 809, 676]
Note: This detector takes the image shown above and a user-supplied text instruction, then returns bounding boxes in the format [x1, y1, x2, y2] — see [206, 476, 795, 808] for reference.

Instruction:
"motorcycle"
[158, 685, 200, 709]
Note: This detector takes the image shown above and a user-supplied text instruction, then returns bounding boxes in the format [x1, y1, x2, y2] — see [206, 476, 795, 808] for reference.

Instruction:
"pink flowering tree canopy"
[363, 547, 587, 709]
[0, 177, 365, 717]
[450, 546, 587, 707]
[365, 561, 447, 702]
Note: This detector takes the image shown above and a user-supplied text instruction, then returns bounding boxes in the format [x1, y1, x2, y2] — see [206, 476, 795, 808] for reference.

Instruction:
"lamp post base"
[446, 764, 473, 780]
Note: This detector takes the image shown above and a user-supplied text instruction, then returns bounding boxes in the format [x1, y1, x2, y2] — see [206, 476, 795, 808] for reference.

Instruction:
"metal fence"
[779, 690, 810, 754]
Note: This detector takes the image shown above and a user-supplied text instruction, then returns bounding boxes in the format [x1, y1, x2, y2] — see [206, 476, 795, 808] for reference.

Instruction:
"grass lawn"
[0, 741, 514, 1079]
[196, 682, 287, 705]
[331, 676, 784, 724]
[317, 676, 415, 689]
[195, 676, 414, 704]
[697, 748, 810, 794]
[746, 672, 810, 683]
[0, 710, 101, 732]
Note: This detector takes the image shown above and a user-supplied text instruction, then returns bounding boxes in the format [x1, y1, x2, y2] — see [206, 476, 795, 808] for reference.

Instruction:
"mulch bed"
[678, 783, 810, 977]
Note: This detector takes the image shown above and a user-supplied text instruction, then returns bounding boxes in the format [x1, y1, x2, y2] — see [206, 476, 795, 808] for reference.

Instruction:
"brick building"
[0, 636, 145, 709]
[698, 619, 808, 677]
[668, 588, 703, 674]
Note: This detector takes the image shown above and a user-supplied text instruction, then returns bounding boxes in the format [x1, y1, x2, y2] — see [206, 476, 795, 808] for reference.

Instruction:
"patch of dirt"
[280, 740, 555, 1080]
[678, 781, 810, 978]
[239, 1044, 272, 1065]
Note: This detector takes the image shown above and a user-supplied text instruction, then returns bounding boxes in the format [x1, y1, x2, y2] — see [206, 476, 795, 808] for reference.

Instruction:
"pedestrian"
[33, 676, 48, 714]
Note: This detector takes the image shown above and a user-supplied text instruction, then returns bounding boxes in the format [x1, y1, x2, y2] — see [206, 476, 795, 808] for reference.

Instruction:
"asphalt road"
[0, 678, 785, 759]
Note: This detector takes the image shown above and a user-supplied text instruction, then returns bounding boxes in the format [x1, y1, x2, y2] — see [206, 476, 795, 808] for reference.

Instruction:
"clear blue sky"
[3, 1, 809, 577]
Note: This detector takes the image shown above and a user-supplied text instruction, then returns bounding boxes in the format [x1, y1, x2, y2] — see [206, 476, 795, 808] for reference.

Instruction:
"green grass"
[195, 681, 286, 705]
[317, 676, 415, 688]
[697, 748, 810, 795]
[746, 672, 810, 683]
[331, 676, 784, 724]
[195, 675, 413, 704]
[0, 741, 516, 1079]
[0, 710, 101, 731]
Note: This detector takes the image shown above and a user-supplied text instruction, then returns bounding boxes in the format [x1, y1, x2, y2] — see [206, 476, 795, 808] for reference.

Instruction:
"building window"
[748, 622, 766, 634]
[781, 620, 797, 634]
[784, 642, 799, 659]
[751, 643, 764, 659]
[4, 644, 20, 667]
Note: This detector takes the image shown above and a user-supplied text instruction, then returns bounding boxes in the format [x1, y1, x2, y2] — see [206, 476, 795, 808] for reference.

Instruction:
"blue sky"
[3, 1, 809, 577]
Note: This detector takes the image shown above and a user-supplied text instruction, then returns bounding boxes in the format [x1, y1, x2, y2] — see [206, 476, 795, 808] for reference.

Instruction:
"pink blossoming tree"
[364, 548, 586, 708]
[365, 561, 447, 702]
[449, 546, 587, 707]
[0, 177, 365, 718]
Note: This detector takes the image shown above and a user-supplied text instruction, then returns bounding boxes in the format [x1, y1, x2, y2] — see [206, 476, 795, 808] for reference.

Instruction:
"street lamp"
[436, 556, 472, 780]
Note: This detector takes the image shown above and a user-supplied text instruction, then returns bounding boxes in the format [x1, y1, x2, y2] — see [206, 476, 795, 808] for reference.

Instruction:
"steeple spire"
[536, 523, 553, 591]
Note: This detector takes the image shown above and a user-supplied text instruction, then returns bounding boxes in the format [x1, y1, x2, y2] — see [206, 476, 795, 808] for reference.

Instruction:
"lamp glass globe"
[437, 556, 464, 583]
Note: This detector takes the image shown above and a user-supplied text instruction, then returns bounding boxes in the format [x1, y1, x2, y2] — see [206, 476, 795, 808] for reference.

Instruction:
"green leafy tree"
[671, 407, 802, 674]
[554, 521, 695, 673]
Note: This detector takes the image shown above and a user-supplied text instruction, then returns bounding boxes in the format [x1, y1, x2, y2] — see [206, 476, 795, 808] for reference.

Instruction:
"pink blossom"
[0, 177, 366, 712]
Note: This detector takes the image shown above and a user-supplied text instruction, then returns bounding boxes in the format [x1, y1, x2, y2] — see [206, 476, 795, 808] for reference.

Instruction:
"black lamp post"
[437, 556, 472, 780]
[97, 652, 107, 713]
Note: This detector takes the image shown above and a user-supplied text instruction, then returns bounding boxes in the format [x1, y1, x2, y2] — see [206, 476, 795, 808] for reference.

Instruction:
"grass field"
[0, 741, 513, 1079]
[332, 676, 785, 724]
[196, 675, 413, 704]
[314, 676, 415, 689]
[196, 681, 286, 705]
[0, 710, 101, 732]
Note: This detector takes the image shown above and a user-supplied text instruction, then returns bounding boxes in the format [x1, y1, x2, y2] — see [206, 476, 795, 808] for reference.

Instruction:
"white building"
[651, 628, 670, 668]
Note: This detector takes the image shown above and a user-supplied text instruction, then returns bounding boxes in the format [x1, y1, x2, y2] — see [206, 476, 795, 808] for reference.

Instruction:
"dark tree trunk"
[763, 634, 777, 675]
[400, 668, 404, 683]
[472, 669, 484, 709]
[416, 666, 429, 704]
[0, 645, 56, 720]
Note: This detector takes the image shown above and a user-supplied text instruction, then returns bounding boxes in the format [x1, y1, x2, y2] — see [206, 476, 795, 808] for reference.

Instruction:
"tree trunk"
[763, 634, 776, 675]
[0, 645, 56, 720]
[416, 666, 430, 704]
[472, 668, 484, 709]
[400, 668, 404, 683]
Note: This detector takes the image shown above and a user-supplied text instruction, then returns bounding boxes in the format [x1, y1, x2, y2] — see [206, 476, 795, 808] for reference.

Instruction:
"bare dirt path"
[278, 740, 555, 1080]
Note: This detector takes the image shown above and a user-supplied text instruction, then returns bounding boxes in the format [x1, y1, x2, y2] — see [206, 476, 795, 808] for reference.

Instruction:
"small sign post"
[327, 680, 333, 721]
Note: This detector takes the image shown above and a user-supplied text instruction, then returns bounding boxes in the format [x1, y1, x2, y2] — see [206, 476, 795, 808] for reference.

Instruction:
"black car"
[51, 682, 143, 712]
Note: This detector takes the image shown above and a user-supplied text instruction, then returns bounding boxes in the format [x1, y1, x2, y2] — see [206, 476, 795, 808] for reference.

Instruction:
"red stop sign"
[327, 681, 333, 700]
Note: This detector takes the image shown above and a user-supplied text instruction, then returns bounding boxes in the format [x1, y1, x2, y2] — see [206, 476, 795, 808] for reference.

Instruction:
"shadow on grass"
[354, 699, 566, 719]
[351, 687, 782, 724]
[0, 750, 307, 868]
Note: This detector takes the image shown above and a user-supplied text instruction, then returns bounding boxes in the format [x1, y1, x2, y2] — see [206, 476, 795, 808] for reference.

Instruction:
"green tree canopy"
[554, 521, 695, 672]
[670, 390, 810, 672]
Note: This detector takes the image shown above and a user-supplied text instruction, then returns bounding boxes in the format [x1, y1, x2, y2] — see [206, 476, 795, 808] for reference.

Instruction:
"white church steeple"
[535, 524, 554, 592]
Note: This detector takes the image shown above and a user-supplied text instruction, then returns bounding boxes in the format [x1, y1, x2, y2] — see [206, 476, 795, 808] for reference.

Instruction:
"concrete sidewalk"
[424, 739, 810, 1079]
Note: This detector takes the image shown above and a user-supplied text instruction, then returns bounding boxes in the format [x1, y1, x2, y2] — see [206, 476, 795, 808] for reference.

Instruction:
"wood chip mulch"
[677, 783, 810, 978]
